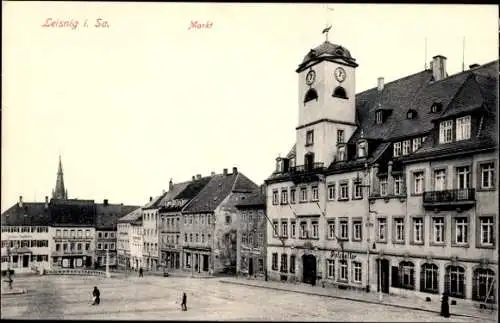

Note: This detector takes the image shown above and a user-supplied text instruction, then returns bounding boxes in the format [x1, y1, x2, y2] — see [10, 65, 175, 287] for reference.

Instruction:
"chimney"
[149, 196, 153, 202]
[377, 77, 384, 91]
[223, 168, 228, 175]
[169, 178, 173, 190]
[45, 196, 49, 208]
[196, 174, 202, 180]
[18, 196, 23, 208]
[211, 171, 216, 176]
[104, 199, 109, 206]
[192, 176, 196, 181]
[432, 55, 447, 82]
[232, 167, 238, 174]
[469, 63, 480, 69]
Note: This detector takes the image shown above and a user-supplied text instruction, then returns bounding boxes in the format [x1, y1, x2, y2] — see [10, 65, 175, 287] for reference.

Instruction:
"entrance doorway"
[248, 258, 254, 276]
[377, 259, 390, 293]
[302, 254, 317, 286]
[203, 255, 209, 272]
[22, 255, 30, 268]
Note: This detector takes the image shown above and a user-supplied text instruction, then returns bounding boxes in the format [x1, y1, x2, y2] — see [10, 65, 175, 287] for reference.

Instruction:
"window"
[300, 221, 308, 238]
[327, 221, 335, 240]
[394, 175, 403, 195]
[412, 218, 423, 243]
[434, 169, 446, 191]
[98, 232, 103, 238]
[304, 88, 318, 103]
[353, 220, 362, 241]
[432, 217, 444, 243]
[290, 255, 296, 274]
[311, 186, 319, 201]
[56, 229, 61, 237]
[63, 230, 68, 237]
[272, 253, 278, 271]
[281, 189, 288, 204]
[311, 221, 318, 238]
[339, 182, 349, 200]
[184, 233, 187, 242]
[97, 243, 102, 250]
[337, 129, 345, 144]
[456, 166, 471, 189]
[337, 146, 346, 161]
[225, 215, 232, 225]
[300, 187, 308, 202]
[328, 184, 336, 200]
[439, 120, 453, 144]
[407, 110, 414, 119]
[290, 221, 296, 238]
[77, 243, 82, 251]
[281, 221, 288, 237]
[399, 261, 415, 290]
[393, 142, 402, 157]
[402, 140, 411, 155]
[413, 171, 424, 194]
[306, 130, 314, 146]
[412, 137, 422, 152]
[376, 111, 383, 124]
[290, 188, 296, 204]
[353, 182, 363, 199]
[431, 102, 442, 113]
[480, 163, 495, 189]
[456, 115, 471, 141]
[473, 269, 496, 303]
[480, 217, 494, 246]
[272, 221, 279, 237]
[104, 232, 108, 239]
[357, 141, 367, 158]
[339, 260, 348, 281]
[420, 263, 439, 293]
[394, 218, 405, 242]
[280, 254, 288, 273]
[272, 190, 279, 205]
[190, 234, 193, 242]
[340, 219, 348, 240]
[85, 243, 90, 251]
[333, 86, 347, 99]
[445, 266, 465, 298]
[327, 259, 335, 279]
[377, 218, 386, 241]
[353, 262, 362, 283]
[379, 177, 388, 196]
[56, 243, 60, 251]
[455, 217, 468, 244]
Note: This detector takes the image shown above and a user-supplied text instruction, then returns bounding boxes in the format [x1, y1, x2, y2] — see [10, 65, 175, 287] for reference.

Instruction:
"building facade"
[265, 35, 498, 305]
[129, 217, 143, 270]
[235, 188, 267, 279]
[117, 208, 142, 269]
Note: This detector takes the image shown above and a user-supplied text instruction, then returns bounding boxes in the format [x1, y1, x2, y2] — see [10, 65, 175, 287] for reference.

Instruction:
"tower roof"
[297, 41, 357, 72]
[53, 155, 67, 200]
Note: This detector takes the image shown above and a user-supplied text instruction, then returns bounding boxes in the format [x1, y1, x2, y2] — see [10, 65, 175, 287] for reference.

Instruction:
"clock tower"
[295, 40, 359, 168]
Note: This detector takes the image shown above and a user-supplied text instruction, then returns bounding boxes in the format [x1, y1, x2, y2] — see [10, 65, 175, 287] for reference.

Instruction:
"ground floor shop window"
[280, 254, 288, 273]
[392, 261, 415, 290]
[352, 262, 362, 283]
[420, 263, 439, 294]
[339, 260, 348, 281]
[258, 258, 264, 273]
[289, 255, 296, 274]
[272, 253, 278, 271]
[327, 259, 335, 279]
[444, 265, 465, 298]
[473, 268, 496, 303]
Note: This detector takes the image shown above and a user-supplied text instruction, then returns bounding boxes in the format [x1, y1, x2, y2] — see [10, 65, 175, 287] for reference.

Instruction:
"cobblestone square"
[0, 275, 493, 322]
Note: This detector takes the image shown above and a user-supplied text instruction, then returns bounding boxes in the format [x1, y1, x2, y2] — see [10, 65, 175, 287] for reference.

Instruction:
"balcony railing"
[290, 163, 324, 173]
[423, 188, 475, 208]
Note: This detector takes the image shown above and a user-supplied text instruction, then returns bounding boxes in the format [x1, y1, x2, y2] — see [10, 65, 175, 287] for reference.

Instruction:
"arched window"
[444, 265, 466, 298]
[473, 268, 496, 303]
[407, 109, 417, 119]
[398, 261, 415, 290]
[304, 88, 318, 103]
[333, 86, 348, 99]
[420, 263, 439, 294]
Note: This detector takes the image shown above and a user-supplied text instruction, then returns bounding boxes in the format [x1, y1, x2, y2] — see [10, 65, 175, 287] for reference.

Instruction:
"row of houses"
[116, 168, 267, 278]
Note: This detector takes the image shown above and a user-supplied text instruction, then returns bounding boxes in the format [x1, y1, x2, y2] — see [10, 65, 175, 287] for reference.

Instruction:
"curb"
[219, 280, 493, 321]
[1, 288, 27, 296]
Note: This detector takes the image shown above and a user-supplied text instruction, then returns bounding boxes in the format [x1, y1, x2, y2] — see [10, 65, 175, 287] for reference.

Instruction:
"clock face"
[305, 70, 316, 85]
[335, 67, 346, 83]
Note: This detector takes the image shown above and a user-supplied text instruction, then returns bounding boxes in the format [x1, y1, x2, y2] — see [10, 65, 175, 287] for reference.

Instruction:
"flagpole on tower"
[322, 5, 334, 42]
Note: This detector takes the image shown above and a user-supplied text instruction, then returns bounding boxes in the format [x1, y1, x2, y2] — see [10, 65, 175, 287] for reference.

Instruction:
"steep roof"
[235, 189, 266, 208]
[118, 207, 142, 224]
[182, 172, 258, 214]
[1, 203, 51, 226]
[159, 176, 213, 213]
[95, 203, 140, 229]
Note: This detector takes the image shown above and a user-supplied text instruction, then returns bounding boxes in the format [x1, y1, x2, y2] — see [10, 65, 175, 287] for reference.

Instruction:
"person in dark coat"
[181, 292, 187, 311]
[92, 286, 101, 305]
[139, 267, 143, 278]
[440, 292, 450, 317]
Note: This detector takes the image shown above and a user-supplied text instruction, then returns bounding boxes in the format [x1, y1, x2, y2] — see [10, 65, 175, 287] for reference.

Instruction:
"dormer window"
[439, 120, 453, 144]
[337, 145, 346, 161]
[333, 86, 348, 99]
[304, 88, 318, 103]
[306, 130, 314, 146]
[276, 158, 283, 173]
[289, 157, 296, 168]
[456, 115, 471, 141]
[407, 109, 417, 119]
[337, 129, 345, 144]
[393, 142, 402, 157]
[376, 110, 383, 124]
[431, 102, 443, 113]
[357, 141, 367, 158]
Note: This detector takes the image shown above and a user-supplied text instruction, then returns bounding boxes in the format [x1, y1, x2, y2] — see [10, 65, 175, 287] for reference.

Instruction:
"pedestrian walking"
[92, 286, 101, 305]
[440, 292, 450, 317]
[181, 292, 187, 311]
[139, 267, 143, 278]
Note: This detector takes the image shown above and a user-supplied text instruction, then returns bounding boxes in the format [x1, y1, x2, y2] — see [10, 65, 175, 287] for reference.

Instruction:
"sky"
[1, 3, 498, 212]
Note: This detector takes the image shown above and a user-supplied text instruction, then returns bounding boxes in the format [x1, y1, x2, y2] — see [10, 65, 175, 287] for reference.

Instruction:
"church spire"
[53, 155, 68, 199]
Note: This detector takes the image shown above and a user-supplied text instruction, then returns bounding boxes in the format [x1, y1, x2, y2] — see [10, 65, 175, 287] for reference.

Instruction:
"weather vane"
[322, 5, 334, 42]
